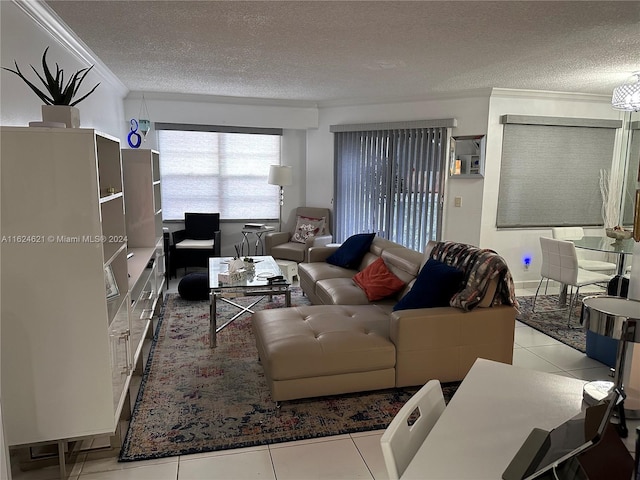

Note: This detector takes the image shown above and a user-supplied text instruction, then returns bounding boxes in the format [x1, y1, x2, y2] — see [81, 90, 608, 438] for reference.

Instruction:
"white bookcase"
[0, 127, 135, 448]
[121, 148, 165, 368]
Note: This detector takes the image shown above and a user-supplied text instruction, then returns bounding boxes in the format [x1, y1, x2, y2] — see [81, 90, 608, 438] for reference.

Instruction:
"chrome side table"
[582, 295, 640, 438]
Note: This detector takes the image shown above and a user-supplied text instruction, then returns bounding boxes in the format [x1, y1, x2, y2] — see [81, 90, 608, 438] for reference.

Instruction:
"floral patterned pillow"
[291, 215, 325, 244]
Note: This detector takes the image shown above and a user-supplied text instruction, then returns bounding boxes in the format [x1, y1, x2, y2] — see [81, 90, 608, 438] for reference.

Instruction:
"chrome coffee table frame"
[208, 256, 291, 347]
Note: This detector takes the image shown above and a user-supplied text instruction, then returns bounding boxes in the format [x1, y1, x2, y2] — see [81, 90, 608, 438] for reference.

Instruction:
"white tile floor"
[10, 283, 638, 480]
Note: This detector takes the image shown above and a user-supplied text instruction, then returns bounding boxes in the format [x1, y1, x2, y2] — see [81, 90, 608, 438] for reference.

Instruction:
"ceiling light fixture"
[611, 71, 640, 111]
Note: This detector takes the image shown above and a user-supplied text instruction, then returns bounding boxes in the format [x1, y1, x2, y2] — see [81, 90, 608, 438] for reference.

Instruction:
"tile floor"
[10, 282, 639, 480]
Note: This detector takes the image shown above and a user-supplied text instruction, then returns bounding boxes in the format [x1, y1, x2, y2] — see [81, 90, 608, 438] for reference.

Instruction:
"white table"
[401, 359, 588, 479]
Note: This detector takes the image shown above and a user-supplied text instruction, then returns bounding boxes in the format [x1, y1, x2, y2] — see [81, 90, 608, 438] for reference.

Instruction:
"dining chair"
[534, 237, 612, 326]
[380, 380, 446, 480]
[551, 227, 616, 273]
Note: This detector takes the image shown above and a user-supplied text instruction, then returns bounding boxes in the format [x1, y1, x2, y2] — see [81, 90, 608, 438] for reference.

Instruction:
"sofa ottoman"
[252, 304, 396, 402]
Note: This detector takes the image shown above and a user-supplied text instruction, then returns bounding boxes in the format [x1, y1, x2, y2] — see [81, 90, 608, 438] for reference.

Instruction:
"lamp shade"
[612, 72, 640, 112]
[268, 165, 293, 186]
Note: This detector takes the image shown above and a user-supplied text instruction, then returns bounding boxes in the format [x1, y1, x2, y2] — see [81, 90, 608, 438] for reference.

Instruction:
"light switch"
[454, 196, 462, 207]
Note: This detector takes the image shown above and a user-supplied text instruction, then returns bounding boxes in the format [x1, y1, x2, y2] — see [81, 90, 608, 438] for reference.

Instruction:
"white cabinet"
[121, 149, 165, 369]
[1, 127, 131, 446]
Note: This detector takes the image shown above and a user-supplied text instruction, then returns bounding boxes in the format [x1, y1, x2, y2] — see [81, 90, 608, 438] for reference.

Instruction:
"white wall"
[306, 90, 633, 286]
[484, 89, 627, 286]
[123, 94, 317, 256]
[308, 93, 492, 245]
[0, 2, 127, 139]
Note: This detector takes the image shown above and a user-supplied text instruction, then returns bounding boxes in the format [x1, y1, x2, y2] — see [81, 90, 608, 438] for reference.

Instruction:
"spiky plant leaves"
[2, 60, 54, 104]
[1, 46, 99, 106]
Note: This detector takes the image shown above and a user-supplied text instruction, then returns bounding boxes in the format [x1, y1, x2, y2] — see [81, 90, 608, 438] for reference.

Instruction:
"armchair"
[171, 213, 221, 277]
[265, 207, 332, 263]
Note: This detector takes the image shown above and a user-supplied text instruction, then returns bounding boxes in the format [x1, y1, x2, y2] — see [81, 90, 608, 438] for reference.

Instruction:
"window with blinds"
[331, 120, 454, 250]
[156, 124, 282, 221]
[497, 115, 622, 228]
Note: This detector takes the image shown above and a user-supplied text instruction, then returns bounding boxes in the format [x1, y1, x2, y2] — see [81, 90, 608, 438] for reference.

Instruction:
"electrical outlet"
[454, 196, 462, 207]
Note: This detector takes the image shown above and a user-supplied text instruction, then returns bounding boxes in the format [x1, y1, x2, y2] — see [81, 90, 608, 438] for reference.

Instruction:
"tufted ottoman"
[251, 304, 396, 402]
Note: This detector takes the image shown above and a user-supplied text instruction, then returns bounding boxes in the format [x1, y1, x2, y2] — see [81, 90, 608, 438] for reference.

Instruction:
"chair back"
[551, 227, 584, 241]
[539, 236, 580, 286]
[380, 380, 446, 479]
[185, 213, 220, 240]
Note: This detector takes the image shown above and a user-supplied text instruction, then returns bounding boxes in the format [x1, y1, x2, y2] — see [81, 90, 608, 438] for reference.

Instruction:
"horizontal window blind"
[157, 127, 281, 221]
[497, 116, 620, 228]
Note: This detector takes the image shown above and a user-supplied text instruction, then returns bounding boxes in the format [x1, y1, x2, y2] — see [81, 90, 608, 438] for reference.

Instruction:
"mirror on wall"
[449, 135, 485, 177]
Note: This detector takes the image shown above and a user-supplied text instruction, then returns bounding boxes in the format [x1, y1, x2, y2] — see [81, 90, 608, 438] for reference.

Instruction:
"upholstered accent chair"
[265, 207, 332, 263]
[171, 212, 221, 277]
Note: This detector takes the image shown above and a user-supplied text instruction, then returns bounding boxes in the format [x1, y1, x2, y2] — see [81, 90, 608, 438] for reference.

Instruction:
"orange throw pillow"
[353, 257, 406, 301]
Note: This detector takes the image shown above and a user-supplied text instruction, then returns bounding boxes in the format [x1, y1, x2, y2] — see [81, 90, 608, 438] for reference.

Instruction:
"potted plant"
[2, 46, 100, 127]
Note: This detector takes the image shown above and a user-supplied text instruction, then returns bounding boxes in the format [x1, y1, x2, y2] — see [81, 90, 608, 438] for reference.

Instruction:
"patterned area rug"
[120, 288, 459, 461]
[516, 294, 591, 352]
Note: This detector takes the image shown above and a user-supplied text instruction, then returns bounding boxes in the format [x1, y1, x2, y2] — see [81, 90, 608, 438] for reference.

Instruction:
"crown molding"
[490, 88, 611, 104]
[125, 91, 319, 109]
[316, 88, 494, 108]
[13, 0, 128, 97]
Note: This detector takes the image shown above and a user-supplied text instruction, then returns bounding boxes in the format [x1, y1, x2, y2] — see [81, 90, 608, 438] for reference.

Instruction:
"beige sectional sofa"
[252, 237, 518, 402]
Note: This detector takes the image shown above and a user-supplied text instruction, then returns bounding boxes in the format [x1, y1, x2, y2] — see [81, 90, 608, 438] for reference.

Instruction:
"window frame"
[156, 123, 283, 221]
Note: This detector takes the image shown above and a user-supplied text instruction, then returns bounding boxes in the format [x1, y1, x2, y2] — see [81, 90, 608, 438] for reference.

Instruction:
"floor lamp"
[268, 165, 293, 232]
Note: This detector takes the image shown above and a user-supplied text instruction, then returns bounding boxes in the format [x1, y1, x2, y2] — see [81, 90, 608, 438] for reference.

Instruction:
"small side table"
[582, 295, 640, 439]
[240, 226, 275, 256]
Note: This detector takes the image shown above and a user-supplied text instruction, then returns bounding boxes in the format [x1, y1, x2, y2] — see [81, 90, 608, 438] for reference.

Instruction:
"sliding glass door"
[333, 125, 448, 250]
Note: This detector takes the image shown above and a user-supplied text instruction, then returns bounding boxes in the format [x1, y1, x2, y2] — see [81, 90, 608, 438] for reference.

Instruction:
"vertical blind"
[332, 120, 453, 250]
[497, 115, 622, 228]
[156, 124, 282, 220]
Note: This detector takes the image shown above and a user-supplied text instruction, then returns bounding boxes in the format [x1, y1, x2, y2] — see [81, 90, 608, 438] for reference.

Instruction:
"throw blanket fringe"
[430, 241, 519, 312]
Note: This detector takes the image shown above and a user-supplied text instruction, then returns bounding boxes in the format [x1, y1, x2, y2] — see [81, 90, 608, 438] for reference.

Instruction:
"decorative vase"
[41, 105, 80, 128]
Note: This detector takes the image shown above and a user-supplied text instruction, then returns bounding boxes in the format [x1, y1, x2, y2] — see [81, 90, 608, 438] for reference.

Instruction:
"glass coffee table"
[208, 255, 291, 347]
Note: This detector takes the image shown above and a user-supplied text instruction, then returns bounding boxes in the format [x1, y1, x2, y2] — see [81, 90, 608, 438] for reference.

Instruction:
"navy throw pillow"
[393, 258, 464, 311]
[326, 233, 376, 269]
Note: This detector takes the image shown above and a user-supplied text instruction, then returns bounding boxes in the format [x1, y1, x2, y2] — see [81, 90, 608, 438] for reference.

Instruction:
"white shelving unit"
[1, 127, 132, 448]
[449, 135, 486, 178]
[121, 148, 165, 369]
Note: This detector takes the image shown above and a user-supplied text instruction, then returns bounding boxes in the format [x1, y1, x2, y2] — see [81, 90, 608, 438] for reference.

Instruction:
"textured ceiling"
[46, 1, 640, 104]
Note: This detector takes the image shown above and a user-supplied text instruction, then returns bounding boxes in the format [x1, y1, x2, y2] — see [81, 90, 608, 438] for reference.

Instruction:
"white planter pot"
[41, 105, 80, 128]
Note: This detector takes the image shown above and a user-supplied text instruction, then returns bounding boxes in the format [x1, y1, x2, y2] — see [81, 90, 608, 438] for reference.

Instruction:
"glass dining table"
[572, 236, 634, 276]
[572, 236, 634, 298]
